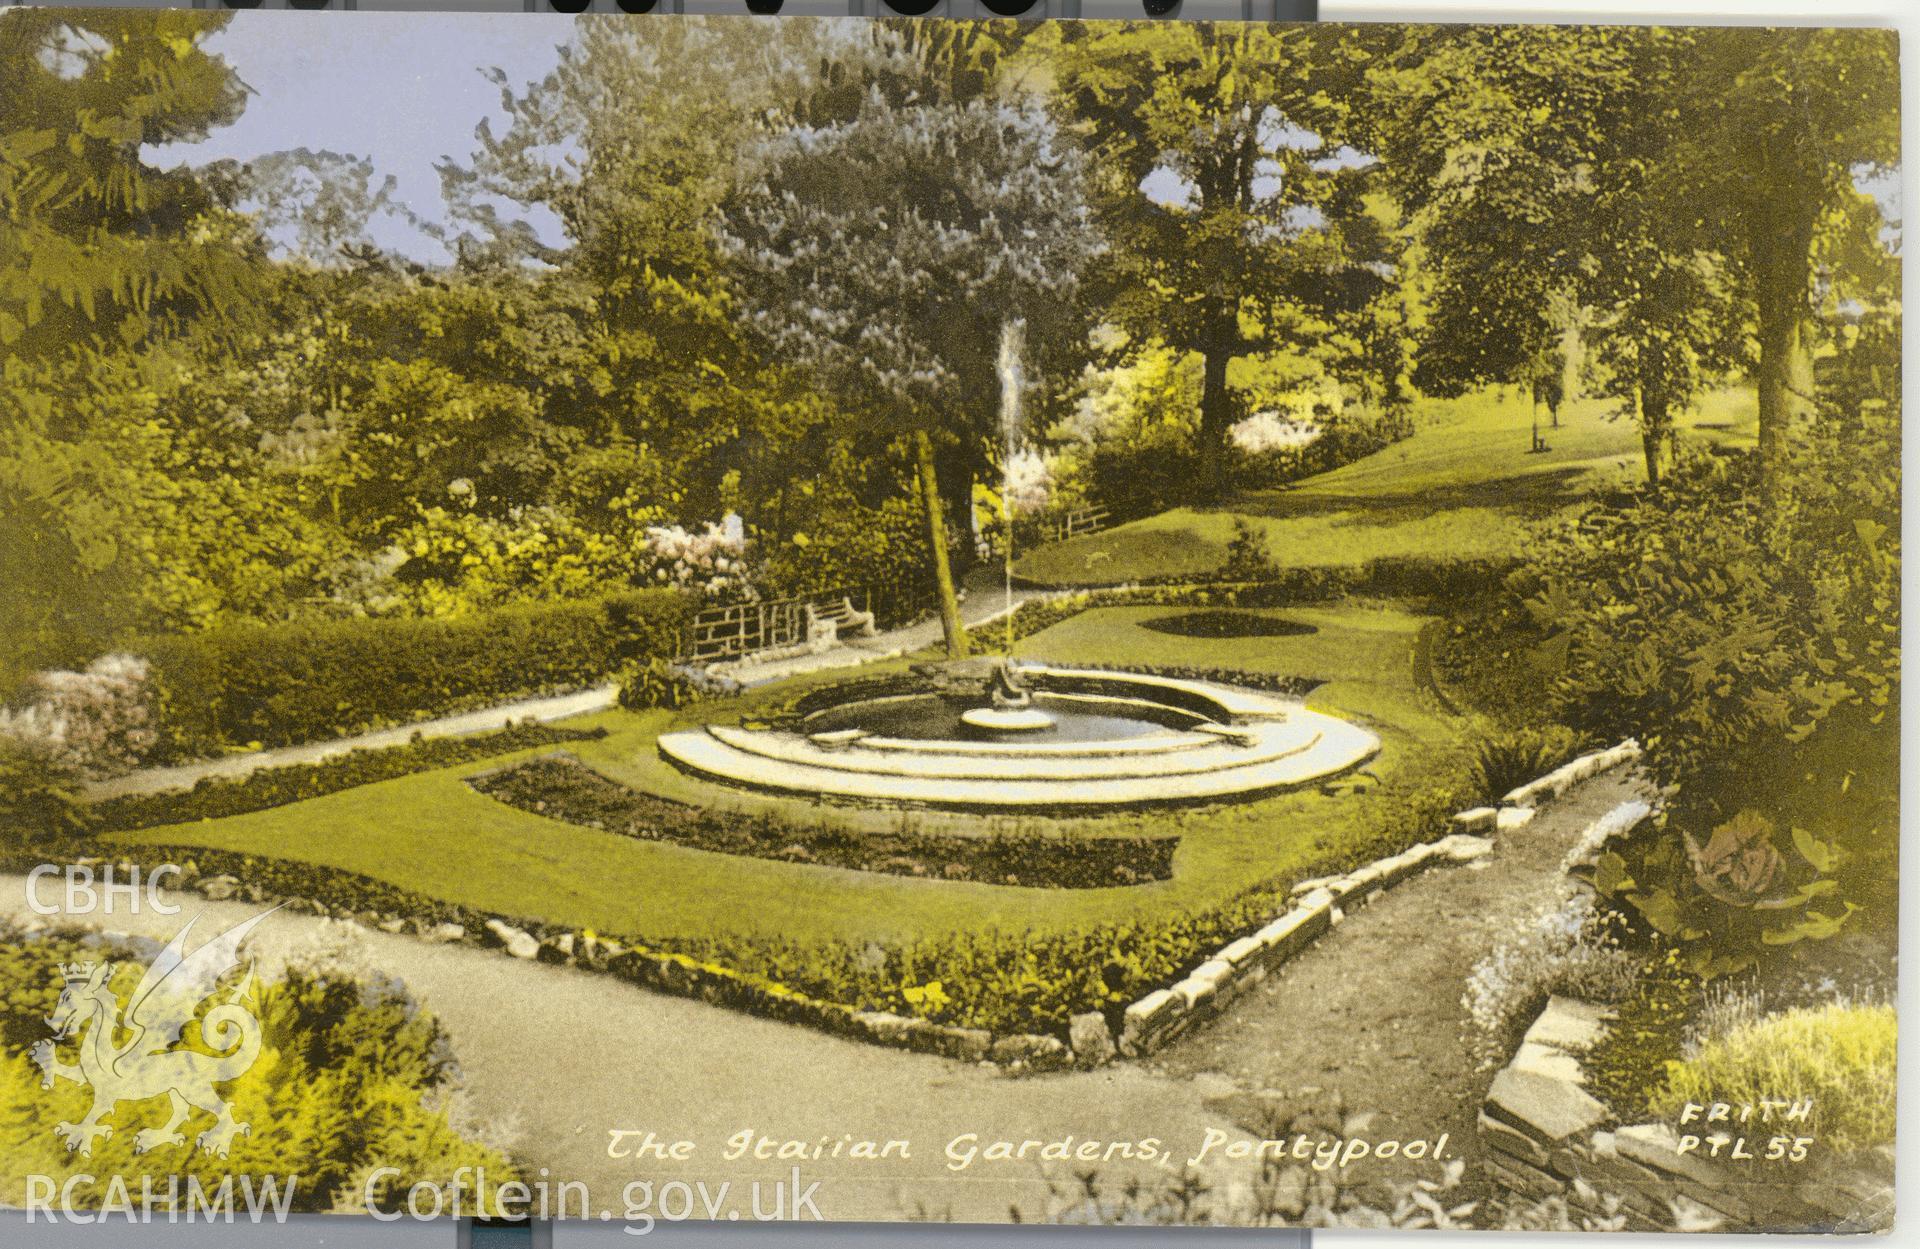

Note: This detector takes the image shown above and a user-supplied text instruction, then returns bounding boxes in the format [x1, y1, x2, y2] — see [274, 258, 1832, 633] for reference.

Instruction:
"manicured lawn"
[104, 601, 1478, 955]
[1014, 384, 1759, 587]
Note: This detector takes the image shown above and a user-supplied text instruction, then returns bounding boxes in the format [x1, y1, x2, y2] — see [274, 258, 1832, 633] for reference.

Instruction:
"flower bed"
[90, 723, 608, 831]
[467, 754, 1178, 887]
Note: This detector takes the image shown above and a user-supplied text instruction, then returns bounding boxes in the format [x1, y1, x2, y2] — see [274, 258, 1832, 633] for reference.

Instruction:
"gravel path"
[1147, 769, 1650, 1196]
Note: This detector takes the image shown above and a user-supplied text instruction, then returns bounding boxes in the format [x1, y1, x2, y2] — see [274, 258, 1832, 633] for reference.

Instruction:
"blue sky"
[151, 12, 575, 264]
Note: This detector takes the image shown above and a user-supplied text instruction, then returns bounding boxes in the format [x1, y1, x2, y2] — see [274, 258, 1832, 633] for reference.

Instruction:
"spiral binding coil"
[48, 0, 1318, 21]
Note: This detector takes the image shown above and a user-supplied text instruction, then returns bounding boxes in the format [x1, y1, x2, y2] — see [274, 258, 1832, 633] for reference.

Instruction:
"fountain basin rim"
[832, 728, 1207, 758]
[703, 722, 1327, 782]
[660, 709, 1376, 809]
[794, 663, 1289, 735]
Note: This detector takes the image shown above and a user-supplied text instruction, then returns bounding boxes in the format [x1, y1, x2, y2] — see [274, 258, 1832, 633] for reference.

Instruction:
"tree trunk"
[914, 428, 968, 658]
[1197, 331, 1235, 504]
[1750, 199, 1817, 478]
[935, 436, 977, 578]
[1638, 385, 1668, 487]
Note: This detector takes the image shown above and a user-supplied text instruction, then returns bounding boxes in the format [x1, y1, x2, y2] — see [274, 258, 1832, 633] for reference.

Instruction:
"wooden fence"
[1052, 504, 1112, 542]
[680, 586, 875, 664]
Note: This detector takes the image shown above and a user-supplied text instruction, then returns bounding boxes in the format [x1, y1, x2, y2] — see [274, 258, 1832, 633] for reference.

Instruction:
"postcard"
[0, 8, 1899, 1235]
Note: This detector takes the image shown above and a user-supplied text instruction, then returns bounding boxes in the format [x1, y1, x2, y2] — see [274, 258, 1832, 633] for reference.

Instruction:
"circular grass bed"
[1138, 610, 1319, 639]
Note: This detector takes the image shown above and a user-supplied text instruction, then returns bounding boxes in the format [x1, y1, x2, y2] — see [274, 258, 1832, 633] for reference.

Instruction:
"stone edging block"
[1112, 739, 1642, 1060]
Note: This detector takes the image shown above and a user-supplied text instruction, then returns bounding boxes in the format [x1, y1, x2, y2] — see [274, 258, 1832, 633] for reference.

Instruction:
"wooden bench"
[802, 590, 879, 640]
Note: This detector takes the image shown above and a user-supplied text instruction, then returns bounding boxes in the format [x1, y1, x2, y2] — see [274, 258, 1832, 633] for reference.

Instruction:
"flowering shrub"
[1000, 448, 1056, 517]
[1463, 888, 1640, 1071]
[640, 519, 756, 602]
[327, 505, 755, 618]
[1230, 408, 1326, 455]
[0, 654, 155, 779]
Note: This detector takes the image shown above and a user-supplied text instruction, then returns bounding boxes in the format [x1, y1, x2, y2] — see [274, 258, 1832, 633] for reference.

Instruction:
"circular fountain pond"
[656, 662, 1380, 811]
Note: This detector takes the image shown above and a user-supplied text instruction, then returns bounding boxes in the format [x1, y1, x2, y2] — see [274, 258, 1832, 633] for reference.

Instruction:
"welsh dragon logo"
[30, 909, 275, 1159]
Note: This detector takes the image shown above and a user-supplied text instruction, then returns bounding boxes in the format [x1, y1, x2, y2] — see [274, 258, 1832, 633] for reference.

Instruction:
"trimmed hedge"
[1013, 554, 1517, 604]
[469, 754, 1178, 888]
[134, 590, 687, 760]
[90, 722, 609, 832]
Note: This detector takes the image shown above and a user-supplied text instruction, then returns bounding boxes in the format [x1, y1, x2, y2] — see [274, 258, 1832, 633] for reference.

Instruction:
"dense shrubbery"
[617, 657, 741, 711]
[91, 722, 607, 832]
[469, 755, 1178, 888]
[0, 923, 517, 1213]
[0, 738, 89, 847]
[754, 443, 942, 615]
[1443, 344, 1898, 975]
[134, 589, 686, 760]
[1466, 724, 1591, 804]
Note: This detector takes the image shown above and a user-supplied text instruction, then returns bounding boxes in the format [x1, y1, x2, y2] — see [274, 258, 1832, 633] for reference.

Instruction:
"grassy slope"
[1014, 385, 1759, 586]
[106, 602, 1472, 952]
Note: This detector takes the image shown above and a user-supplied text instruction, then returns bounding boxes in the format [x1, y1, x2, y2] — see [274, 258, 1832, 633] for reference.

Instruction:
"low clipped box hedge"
[135, 590, 687, 759]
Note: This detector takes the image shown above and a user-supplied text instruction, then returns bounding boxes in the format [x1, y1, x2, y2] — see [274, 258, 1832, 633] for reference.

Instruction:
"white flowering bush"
[641, 520, 756, 602]
[1230, 409, 1325, 455]
[0, 654, 156, 779]
[1463, 888, 1640, 1071]
[1002, 448, 1055, 517]
[324, 506, 758, 617]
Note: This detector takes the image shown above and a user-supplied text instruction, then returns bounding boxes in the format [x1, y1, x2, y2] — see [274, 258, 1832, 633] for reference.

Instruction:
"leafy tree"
[441, 16, 828, 528]
[723, 89, 1101, 656]
[1054, 21, 1391, 502]
[1686, 27, 1899, 475]
[0, 10, 259, 677]
[1362, 28, 1642, 460]
[1366, 25, 1897, 484]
